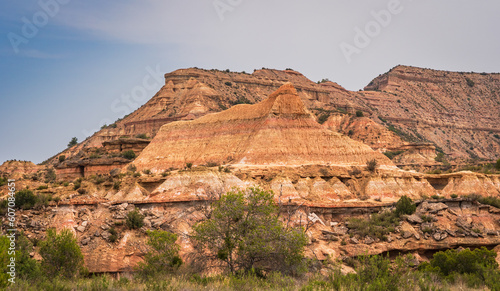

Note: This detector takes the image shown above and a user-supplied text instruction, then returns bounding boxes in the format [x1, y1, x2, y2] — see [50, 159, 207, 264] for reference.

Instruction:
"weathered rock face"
[133, 83, 395, 171]
[49, 66, 500, 166]
[363, 65, 500, 161]
[9, 197, 500, 273]
[0, 160, 40, 180]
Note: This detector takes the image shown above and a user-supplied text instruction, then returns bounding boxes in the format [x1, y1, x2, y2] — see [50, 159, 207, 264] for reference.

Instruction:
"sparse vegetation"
[395, 195, 416, 216]
[58, 155, 65, 163]
[36, 185, 48, 190]
[366, 159, 378, 172]
[15, 189, 37, 210]
[109, 227, 118, 243]
[135, 133, 148, 139]
[186, 162, 193, 169]
[317, 113, 329, 124]
[67, 137, 78, 148]
[113, 181, 121, 190]
[39, 228, 86, 279]
[383, 150, 404, 160]
[355, 110, 364, 117]
[122, 150, 136, 160]
[465, 77, 475, 87]
[450, 193, 458, 198]
[137, 230, 182, 278]
[126, 209, 145, 229]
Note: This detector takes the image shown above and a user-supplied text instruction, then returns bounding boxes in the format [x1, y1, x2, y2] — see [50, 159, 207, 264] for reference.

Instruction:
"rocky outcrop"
[133, 83, 395, 172]
[363, 65, 500, 161]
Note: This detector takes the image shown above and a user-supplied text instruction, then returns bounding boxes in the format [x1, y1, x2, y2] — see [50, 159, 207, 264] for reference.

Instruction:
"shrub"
[395, 195, 416, 216]
[126, 209, 144, 229]
[465, 77, 475, 87]
[133, 172, 141, 177]
[347, 211, 399, 241]
[435, 152, 446, 163]
[127, 164, 137, 172]
[192, 187, 307, 275]
[420, 215, 433, 223]
[58, 155, 65, 163]
[317, 114, 329, 124]
[113, 181, 121, 190]
[366, 159, 378, 172]
[67, 137, 78, 147]
[73, 178, 82, 190]
[135, 133, 148, 139]
[15, 189, 37, 210]
[143, 169, 151, 175]
[422, 247, 498, 279]
[37, 185, 48, 190]
[451, 194, 458, 199]
[0, 233, 40, 287]
[39, 228, 86, 278]
[356, 110, 364, 117]
[109, 227, 118, 243]
[137, 230, 182, 277]
[45, 168, 56, 183]
[186, 163, 193, 169]
[122, 150, 136, 160]
[496, 158, 500, 171]
[431, 195, 440, 199]
[225, 81, 232, 86]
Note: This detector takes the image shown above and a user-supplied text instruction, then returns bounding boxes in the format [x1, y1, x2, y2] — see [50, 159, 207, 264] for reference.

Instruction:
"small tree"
[58, 155, 65, 163]
[366, 159, 378, 172]
[137, 230, 182, 277]
[39, 229, 85, 278]
[395, 195, 416, 217]
[192, 187, 307, 275]
[126, 209, 144, 229]
[356, 110, 364, 117]
[67, 137, 78, 148]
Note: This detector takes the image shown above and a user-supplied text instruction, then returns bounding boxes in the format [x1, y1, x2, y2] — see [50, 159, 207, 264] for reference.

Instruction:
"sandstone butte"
[133, 83, 395, 171]
[49, 65, 500, 168]
[1, 66, 500, 275]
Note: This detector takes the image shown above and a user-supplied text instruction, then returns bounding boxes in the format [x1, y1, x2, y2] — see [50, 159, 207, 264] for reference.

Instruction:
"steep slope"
[51, 68, 398, 165]
[362, 65, 500, 161]
[133, 83, 395, 171]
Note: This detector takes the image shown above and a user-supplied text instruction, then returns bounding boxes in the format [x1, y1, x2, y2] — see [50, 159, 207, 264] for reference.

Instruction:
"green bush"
[317, 113, 329, 124]
[58, 155, 66, 163]
[39, 229, 86, 279]
[109, 227, 118, 243]
[420, 247, 499, 289]
[192, 187, 307, 276]
[137, 230, 182, 277]
[0, 177, 7, 187]
[126, 209, 144, 229]
[347, 211, 399, 241]
[135, 133, 148, 139]
[122, 150, 136, 160]
[186, 162, 193, 169]
[496, 158, 500, 171]
[37, 185, 48, 190]
[355, 110, 364, 117]
[67, 137, 78, 147]
[465, 77, 475, 87]
[395, 195, 416, 216]
[450, 194, 458, 198]
[15, 189, 37, 210]
[113, 181, 121, 190]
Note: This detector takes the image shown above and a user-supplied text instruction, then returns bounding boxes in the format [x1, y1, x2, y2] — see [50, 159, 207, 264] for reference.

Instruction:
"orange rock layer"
[134, 84, 395, 171]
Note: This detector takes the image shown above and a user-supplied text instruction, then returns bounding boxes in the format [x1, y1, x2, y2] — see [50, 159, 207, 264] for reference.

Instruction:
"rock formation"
[133, 83, 394, 171]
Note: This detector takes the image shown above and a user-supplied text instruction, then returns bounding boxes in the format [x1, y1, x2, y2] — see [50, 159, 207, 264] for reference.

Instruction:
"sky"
[1, 0, 499, 164]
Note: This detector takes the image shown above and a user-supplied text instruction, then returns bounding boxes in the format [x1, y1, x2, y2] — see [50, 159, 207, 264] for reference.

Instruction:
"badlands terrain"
[1, 65, 500, 275]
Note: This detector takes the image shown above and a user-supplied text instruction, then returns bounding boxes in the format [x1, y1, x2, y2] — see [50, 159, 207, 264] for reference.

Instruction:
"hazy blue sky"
[1, 0, 499, 164]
